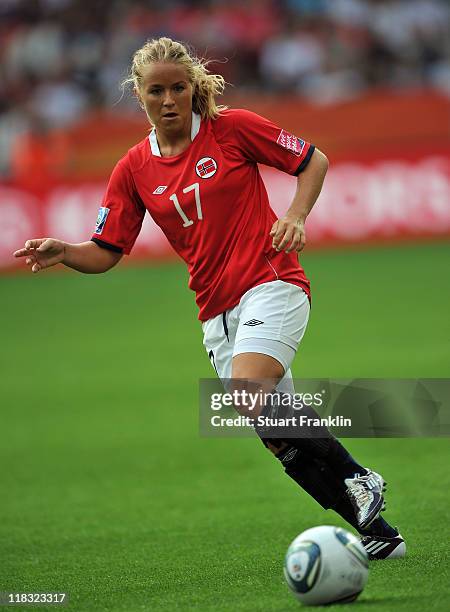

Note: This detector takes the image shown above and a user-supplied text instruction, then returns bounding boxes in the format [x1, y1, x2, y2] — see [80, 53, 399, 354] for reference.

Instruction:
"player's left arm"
[270, 148, 328, 253]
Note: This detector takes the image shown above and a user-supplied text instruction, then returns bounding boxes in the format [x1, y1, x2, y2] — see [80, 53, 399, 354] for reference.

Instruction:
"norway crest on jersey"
[195, 157, 218, 179]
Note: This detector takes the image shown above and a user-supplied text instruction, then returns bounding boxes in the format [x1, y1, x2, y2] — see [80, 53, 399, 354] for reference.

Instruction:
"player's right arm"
[14, 154, 146, 274]
[13, 238, 122, 274]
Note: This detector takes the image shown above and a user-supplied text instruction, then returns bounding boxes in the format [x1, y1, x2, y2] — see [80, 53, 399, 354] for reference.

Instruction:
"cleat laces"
[347, 481, 372, 507]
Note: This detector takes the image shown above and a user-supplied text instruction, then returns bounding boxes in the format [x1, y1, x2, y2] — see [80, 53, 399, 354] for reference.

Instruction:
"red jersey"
[91, 108, 314, 321]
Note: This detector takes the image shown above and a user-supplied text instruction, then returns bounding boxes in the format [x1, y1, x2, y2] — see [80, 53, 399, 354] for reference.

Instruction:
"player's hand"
[270, 215, 306, 253]
[13, 238, 66, 273]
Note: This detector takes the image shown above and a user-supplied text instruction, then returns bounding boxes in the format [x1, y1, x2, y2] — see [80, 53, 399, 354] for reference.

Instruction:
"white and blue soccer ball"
[284, 525, 369, 606]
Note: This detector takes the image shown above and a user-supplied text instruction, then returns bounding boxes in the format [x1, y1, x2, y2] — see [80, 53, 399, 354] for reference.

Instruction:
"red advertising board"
[1, 92, 449, 269]
[1, 153, 448, 269]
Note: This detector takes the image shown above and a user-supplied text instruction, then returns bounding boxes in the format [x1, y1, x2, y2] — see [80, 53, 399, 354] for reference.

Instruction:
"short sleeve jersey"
[92, 108, 314, 321]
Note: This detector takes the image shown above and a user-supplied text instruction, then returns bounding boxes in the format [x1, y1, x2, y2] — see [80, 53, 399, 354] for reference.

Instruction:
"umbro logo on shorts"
[243, 319, 264, 326]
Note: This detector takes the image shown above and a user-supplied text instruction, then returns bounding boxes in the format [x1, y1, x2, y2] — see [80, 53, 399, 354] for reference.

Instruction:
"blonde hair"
[122, 37, 227, 120]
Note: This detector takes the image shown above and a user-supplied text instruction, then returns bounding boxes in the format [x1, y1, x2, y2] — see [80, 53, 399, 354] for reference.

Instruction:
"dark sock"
[267, 440, 397, 539]
[259, 394, 367, 481]
[277, 434, 368, 482]
[332, 495, 361, 531]
[292, 436, 368, 481]
[273, 445, 347, 510]
[326, 438, 368, 481]
[361, 517, 398, 538]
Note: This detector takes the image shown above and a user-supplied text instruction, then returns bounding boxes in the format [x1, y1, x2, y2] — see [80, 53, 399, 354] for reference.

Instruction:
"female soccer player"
[14, 37, 404, 559]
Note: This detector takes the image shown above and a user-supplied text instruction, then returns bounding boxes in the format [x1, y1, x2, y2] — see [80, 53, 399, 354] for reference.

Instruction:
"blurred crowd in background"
[0, 0, 449, 177]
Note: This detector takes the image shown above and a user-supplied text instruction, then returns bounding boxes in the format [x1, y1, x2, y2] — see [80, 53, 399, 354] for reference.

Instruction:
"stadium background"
[1, 1, 449, 611]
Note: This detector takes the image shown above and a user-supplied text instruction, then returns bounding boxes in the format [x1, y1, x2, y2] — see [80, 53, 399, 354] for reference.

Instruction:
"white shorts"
[202, 280, 310, 394]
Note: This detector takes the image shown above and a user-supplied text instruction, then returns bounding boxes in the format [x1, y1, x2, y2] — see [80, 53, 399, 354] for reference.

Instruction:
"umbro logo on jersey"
[153, 185, 168, 195]
[195, 157, 218, 179]
[243, 319, 264, 326]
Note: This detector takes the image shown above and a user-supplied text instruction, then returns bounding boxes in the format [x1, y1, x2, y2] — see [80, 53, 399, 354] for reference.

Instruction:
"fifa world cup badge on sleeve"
[94, 207, 110, 235]
[276, 129, 305, 156]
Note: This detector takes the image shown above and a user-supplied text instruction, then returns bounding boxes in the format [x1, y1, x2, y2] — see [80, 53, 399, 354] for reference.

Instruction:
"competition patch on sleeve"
[94, 206, 110, 235]
[276, 129, 306, 157]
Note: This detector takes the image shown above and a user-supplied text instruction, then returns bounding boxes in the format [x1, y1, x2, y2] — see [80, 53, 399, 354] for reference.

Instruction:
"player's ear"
[134, 87, 145, 110]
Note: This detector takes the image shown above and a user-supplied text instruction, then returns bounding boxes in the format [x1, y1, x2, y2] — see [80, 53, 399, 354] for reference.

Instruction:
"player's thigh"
[233, 280, 310, 374]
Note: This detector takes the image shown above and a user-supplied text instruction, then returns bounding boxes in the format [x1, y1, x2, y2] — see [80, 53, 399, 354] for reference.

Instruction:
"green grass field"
[1, 242, 449, 612]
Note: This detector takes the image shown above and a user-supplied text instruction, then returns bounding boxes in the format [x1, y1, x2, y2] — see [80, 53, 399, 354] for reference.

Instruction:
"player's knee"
[231, 352, 285, 381]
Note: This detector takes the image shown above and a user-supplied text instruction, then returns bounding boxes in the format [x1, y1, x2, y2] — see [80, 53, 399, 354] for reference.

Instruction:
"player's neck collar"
[149, 112, 201, 157]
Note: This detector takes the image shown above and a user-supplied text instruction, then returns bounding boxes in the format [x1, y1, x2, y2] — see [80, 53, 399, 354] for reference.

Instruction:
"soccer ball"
[284, 525, 369, 606]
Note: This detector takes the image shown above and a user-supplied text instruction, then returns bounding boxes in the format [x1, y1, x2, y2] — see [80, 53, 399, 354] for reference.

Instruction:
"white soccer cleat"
[360, 531, 406, 560]
[344, 470, 386, 530]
